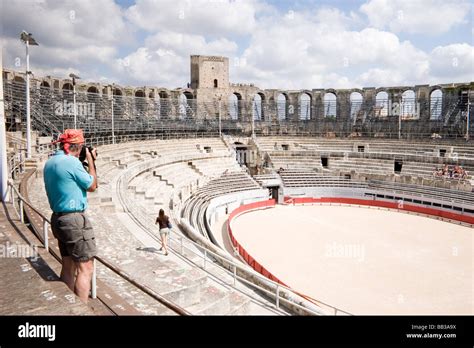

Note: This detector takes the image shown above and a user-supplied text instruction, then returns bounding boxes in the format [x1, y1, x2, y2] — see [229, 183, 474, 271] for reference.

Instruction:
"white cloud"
[1, 0, 131, 82]
[235, 10, 431, 89]
[126, 0, 262, 37]
[114, 32, 238, 86]
[429, 43, 474, 81]
[2, 0, 131, 47]
[1, 0, 472, 90]
[360, 0, 470, 35]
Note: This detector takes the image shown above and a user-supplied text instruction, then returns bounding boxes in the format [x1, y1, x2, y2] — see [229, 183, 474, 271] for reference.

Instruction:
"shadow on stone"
[136, 246, 160, 253]
[27, 255, 61, 282]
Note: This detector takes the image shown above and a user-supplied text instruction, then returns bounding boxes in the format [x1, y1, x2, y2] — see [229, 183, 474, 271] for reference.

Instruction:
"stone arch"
[112, 87, 124, 118]
[13, 76, 25, 83]
[299, 92, 312, 120]
[229, 92, 242, 120]
[135, 90, 145, 98]
[350, 91, 363, 121]
[183, 91, 195, 118]
[277, 93, 288, 121]
[252, 94, 263, 121]
[178, 93, 188, 119]
[40, 81, 50, 88]
[401, 89, 416, 119]
[158, 91, 170, 118]
[134, 90, 146, 117]
[430, 89, 443, 120]
[87, 86, 99, 94]
[323, 92, 337, 118]
[113, 87, 123, 96]
[375, 91, 389, 117]
[62, 83, 74, 102]
[62, 83, 73, 91]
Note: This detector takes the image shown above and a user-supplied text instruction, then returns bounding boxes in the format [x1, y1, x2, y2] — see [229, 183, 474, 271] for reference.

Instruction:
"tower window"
[214, 79, 218, 88]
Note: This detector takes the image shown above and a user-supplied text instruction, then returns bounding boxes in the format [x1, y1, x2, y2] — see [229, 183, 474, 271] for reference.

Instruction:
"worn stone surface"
[0, 203, 98, 315]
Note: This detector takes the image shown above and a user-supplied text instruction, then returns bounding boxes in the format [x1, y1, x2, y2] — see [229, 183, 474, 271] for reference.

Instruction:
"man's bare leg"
[74, 259, 94, 303]
[60, 256, 76, 291]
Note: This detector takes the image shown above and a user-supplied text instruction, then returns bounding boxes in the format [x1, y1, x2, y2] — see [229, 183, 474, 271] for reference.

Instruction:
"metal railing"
[6, 179, 190, 315]
[115, 162, 351, 315]
[4, 78, 473, 140]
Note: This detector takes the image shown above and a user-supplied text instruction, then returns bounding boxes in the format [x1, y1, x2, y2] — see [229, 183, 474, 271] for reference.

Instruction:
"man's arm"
[86, 148, 97, 192]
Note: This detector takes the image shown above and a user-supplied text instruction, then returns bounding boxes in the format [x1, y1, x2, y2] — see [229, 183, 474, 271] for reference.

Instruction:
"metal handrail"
[115, 167, 347, 315]
[6, 179, 189, 315]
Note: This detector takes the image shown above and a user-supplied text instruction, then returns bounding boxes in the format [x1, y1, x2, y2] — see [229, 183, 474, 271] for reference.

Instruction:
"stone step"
[185, 281, 231, 315]
[116, 251, 208, 309]
[227, 290, 252, 315]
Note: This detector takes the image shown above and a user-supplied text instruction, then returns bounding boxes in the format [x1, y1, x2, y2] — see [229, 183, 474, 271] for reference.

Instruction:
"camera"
[79, 145, 97, 170]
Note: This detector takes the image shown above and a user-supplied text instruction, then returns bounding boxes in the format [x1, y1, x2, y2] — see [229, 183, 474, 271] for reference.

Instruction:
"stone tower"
[190, 55, 229, 90]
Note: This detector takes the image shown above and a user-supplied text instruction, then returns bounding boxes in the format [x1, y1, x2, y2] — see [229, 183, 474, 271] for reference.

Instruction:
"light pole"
[398, 112, 401, 140]
[218, 97, 222, 137]
[1, 49, 9, 201]
[251, 100, 255, 139]
[69, 73, 80, 129]
[110, 84, 115, 144]
[467, 97, 471, 141]
[20, 31, 38, 159]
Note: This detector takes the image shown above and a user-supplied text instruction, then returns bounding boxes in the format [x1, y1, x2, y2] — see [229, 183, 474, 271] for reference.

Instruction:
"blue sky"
[1, 0, 472, 89]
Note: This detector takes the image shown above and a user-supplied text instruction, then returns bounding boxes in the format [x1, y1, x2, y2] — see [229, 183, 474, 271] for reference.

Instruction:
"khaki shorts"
[51, 212, 97, 262]
[159, 228, 170, 236]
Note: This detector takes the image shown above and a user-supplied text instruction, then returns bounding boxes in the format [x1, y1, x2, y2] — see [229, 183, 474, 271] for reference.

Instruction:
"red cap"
[53, 129, 85, 145]
[52, 129, 85, 154]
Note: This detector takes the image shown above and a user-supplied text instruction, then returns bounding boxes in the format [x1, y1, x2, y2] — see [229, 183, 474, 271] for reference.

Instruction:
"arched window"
[299, 93, 311, 120]
[323, 92, 337, 118]
[113, 88, 124, 118]
[159, 91, 170, 119]
[184, 91, 195, 118]
[134, 90, 146, 117]
[350, 92, 363, 121]
[401, 90, 416, 119]
[277, 93, 287, 121]
[229, 93, 241, 120]
[62, 83, 73, 91]
[253, 94, 262, 121]
[86, 87, 100, 115]
[430, 89, 443, 120]
[375, 91, 389, 117]
[214, 79, 218, 88]
[178, 94, 187, 119]
[62, 83, 74, 103]
[13, 76, 25, 84]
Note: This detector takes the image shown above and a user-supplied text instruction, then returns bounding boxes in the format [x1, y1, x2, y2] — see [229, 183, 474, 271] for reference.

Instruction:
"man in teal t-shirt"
[43, 129, 97, 303]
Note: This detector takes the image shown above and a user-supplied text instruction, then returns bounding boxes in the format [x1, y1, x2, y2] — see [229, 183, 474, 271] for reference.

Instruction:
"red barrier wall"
[283, 196, 474, 225]
[227, 199, 289, 286]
